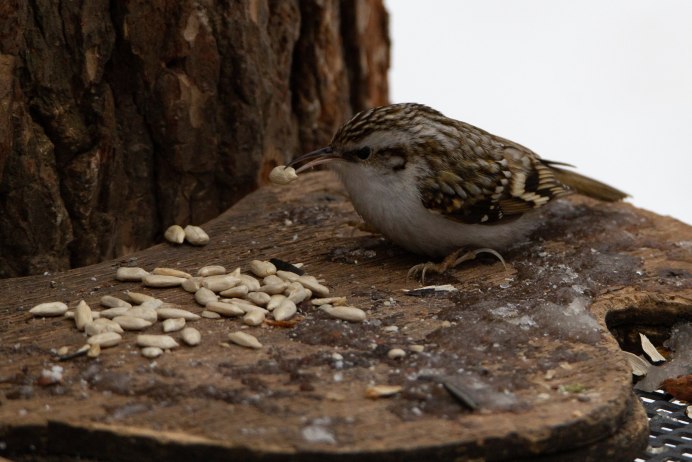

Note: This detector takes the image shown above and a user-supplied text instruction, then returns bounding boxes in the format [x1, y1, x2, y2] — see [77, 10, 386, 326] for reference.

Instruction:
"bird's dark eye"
[355, 146, 372, 160]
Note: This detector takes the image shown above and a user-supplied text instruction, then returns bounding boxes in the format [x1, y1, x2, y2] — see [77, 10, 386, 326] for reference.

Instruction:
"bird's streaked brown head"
[288, 103, 444, 173]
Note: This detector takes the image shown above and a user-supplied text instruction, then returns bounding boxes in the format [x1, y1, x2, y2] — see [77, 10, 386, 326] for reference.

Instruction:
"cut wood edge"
[0, 397, 648, 462]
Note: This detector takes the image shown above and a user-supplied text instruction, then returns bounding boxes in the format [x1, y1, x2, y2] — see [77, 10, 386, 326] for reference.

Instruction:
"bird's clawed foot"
[347, 220, 380, 235]
[407, 248, 507, 283]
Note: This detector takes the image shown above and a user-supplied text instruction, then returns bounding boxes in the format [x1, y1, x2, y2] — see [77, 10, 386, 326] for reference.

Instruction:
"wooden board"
[1, 171, 691, 461]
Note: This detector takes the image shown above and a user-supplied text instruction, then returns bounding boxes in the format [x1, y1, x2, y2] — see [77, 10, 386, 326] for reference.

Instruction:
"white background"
[388, 1, 691, 224]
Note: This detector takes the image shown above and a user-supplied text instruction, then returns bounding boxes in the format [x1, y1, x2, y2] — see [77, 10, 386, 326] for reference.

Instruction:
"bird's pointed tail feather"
[548, 165, 628, 202]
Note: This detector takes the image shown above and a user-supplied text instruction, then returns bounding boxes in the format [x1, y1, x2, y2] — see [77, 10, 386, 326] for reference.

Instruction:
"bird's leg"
[408, 248, 507, 283]
[347, 220, 379, 235]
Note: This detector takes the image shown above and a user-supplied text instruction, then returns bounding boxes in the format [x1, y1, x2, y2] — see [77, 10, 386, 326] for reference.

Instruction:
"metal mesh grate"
[635, 389, 692, 462]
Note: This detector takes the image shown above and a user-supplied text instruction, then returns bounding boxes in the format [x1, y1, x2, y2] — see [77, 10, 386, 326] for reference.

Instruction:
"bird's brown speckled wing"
[418, 127, 571, 225]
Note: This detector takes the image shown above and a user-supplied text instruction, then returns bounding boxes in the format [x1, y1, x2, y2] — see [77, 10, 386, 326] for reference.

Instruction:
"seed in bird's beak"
[270, 147, 339, 185]
[269, 165, 298, 185]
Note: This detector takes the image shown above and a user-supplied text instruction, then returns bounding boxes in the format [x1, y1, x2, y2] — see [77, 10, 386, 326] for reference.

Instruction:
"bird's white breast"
[331, 162, 536, 257]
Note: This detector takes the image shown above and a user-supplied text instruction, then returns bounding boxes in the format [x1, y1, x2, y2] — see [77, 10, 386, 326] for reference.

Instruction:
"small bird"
[289, 103, 627, 279]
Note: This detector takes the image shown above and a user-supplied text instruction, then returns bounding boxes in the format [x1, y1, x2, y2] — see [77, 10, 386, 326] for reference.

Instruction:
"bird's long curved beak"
[288, 146, 340, 173]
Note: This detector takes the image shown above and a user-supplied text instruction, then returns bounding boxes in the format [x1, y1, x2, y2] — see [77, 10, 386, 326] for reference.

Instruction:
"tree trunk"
[0, 0, 389, 278]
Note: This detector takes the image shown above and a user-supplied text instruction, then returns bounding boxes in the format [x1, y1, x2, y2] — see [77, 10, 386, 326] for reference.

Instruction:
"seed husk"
[198, 265, 226, 277]
[164, 224, 185, 244]
[246, 291, 271, 306]
[184, 225, 209, 246]
[201, 310, 222, 319]
[441, 378, 479, 410]
[195, 287, 218, 306]
[162, 317, 186, 333]
[205, 301, 245, 317]
[269, 165, 298, 185]
[181, 327, 201, 346]
[249, 260, 276, 278]
[85, 318, 124, 336]
[142, 274, 186, 288]
[98, 306, 131, 319]
[320, 305, 366, 322]
[311, 297, 347, 306]
[273, 299, 297, 321]
[113, 315, 153, 331]
[403, 284, 459, 297]
[100, 295, 132, 308]
[137, 334, 179, 349]
[30, 302, 68, 317]
[219, 285, 249, 298]
[297, 275, 329, 297]
[152, 267, 192, 279]
[274, 259, 304, 272]
[202, 275, 239, 292]
[227, 331, 262, 349]
[115, 267, 149, 282]
[126, 306, 158, 323]
[141, 346, 164, 358]
[243, 310, 265, 326]
[622, 351, 650, 377]
[87, 332, 122, 348]
[365, 385, 402, 399]
[387, 348, 406, 359]
[640, 333, 666, 363]
[157, 307, 200, 321]
[180, 277, 202, 293]
[125, 291, 156, 304]
[271, 260, 303, 274]
[74, 300, 93, 331]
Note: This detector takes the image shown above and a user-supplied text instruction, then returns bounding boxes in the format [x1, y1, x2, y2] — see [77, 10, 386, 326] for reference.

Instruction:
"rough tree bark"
[0, 0, 389, 278]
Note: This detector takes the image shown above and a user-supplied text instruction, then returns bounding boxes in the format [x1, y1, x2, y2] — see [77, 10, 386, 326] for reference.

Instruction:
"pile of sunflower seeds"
[29, 260, 366, 360]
